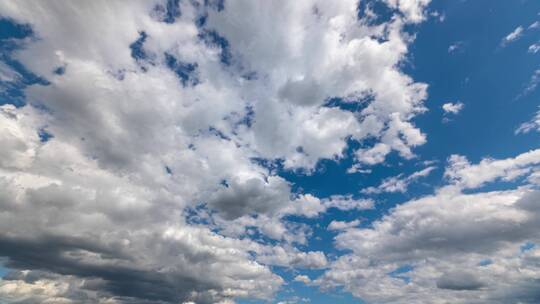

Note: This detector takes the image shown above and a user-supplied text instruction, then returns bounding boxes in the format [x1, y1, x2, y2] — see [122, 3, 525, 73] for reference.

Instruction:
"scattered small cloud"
[448, 41, 464, 54]
[516, 108, 540, 135]
[430, 11, 445, 22]
[327, 220, 361, 231]
[0, 62, 21, 82]
[442, 102, 464, 115]
[347, 165, 372, 174]
[516, 69, 540, 99]
[362, 166, 436, 195]
[529, 43, 540, 54]
[293, 275, 312, 284]
[501, 26, 524, 47]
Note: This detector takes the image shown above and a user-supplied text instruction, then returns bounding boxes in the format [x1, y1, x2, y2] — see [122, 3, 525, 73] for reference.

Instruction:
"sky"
[0, 0, 540, 303]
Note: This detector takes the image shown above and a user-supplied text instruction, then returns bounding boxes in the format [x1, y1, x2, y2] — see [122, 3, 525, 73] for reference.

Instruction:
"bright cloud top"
[0, 0, 431, 303]
[0, 1, 539, 304]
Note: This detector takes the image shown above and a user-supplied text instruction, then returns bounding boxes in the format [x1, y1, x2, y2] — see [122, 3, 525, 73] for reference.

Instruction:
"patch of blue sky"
[478, 259, 493, 267]
[388, 264, 414, 284]
[521, 242, 535, 253]
[197, 29, 232, 65]
[164, 52, 199, 86]
[409, 0, 540, 164]
[0, 258, 9, 278]
[38, 128, 53, 142]
[357, 0, 395, 26]
[129, 31, 149, 62]
[153, 0, 181, 24]
[0, 18, 48, 107]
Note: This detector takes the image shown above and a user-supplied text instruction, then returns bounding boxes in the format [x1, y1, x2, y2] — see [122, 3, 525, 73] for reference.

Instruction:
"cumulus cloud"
[294, 275, 312, 284]
[442, 101, 464, 114]
[448, 41, 464, 53]
[0, 0, 434, 302]
[318, 149, 540, 303]
[445, 149, 540, 189]
[441, 102, 464, 123]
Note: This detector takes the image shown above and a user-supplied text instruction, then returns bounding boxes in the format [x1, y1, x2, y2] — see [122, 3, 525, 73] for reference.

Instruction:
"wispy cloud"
[448, 41, 464, 54]
[501, 26, 524, 46]
[327, 219, 361, 231]
[529, 43, 540, 54]
[516, 69, 540, 99]
[362, 166, 436, 194]
[516, 108, 540, 135]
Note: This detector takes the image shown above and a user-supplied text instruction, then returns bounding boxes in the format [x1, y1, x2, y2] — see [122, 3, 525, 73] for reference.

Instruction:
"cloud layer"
[0, 0, 433, 303]
[319, 149, 540, 303]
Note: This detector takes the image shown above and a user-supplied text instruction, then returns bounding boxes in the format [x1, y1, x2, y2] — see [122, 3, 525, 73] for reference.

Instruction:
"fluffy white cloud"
[445, 149, 540, 189]
[318, 149, 540, 303]
[0, 105, 43, 169]
[442, 102, 464, 115]
[0, 0, 433, 302]
[294, 275, 312, 284]
[384, 0, 431, 23]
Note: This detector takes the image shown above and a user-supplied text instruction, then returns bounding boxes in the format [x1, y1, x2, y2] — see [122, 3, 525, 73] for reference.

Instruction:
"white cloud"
[0, 105, 42, 169]
[0, 0, 433, 303]
[501, 26, 524, 46]
[384, 0, 431, 23]
[445, 149, 540, 189]
[516, 108, 540, 134]
[442, 102, 464, 115]
[0, 62, 21, 82]
[528, 43, 540, 54]
[327, 219, 361, 231]
[448, 41, 463, 53]
[322, 195, 375, 211]
[318, 148, 540, 303]
[294, 275, 312, 284]
[362, 166, 436, 194]
[518, 69, 540, 98]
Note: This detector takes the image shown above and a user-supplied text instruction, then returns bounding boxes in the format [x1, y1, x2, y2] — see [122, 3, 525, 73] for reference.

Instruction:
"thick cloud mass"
[0, 0, 439, 303]
[2, 1, 539, 304]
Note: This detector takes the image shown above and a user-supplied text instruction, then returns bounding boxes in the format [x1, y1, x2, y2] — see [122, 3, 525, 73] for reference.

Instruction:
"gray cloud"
[436, 271, 485, 291]
[0, 0, 434, 302]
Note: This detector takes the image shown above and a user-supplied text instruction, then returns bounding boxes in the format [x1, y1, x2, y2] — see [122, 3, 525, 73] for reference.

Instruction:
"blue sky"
[265, 2, 540, 302]
[1, 1, 540, 304]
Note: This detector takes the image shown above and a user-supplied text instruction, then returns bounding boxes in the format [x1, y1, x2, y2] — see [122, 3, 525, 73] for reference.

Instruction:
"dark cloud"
[0, 235, 221, 303]
[436, 271, 485, 291]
